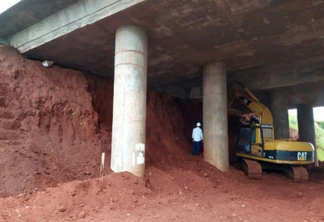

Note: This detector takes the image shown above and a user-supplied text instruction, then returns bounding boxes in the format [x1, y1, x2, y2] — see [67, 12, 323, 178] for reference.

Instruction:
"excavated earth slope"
[0, 47, 102, 197]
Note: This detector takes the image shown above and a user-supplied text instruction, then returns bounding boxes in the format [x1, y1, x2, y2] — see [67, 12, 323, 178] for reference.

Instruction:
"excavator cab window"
[236, 125, 252, 154]
[261, 125, 273, 139]
[236, 124, 264, 156]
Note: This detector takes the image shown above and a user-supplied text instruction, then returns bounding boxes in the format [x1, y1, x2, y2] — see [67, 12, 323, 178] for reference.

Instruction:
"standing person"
[191, 122, 203, 156]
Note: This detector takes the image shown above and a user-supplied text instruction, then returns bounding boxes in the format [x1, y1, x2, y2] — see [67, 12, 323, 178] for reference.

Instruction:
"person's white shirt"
[192, 127, 203, 142]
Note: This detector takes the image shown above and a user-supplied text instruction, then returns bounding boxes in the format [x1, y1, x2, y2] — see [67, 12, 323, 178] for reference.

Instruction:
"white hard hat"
[197, 122, 201, 127]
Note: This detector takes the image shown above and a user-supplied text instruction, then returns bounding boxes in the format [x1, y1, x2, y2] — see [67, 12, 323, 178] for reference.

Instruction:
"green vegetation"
[288, 114, 324, 161]
[317, 121, 324, 130]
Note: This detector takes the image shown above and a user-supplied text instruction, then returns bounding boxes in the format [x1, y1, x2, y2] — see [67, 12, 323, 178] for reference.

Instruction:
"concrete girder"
[9, 0, 145, 53]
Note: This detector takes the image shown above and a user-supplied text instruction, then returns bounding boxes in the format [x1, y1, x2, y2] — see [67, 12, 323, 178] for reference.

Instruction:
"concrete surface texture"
[284, 81, 324, 108]
[111, 25, 148, 177]
[2, 0, 324, 105]
[0, 0, 79, 39]
[269, 90, 290, 139]
[297, 103, 318, 166]
[203, 62, 229, 172]
[9, 0, 145, 53]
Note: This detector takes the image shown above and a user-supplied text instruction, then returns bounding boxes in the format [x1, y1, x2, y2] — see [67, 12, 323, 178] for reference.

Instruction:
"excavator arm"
[227, 81, 273, 126]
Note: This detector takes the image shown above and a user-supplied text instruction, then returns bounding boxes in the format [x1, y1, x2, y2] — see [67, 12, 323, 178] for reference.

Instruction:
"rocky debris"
[58, 206, 66, 213]
[78, 211, 86, 219]
[297, 192, 304, 198]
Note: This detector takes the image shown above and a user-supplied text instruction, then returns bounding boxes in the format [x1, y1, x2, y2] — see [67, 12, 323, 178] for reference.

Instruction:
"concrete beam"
[184, 65, 324, 100]
[155, 85, 189, 99]
[9, 0, 145, 53]
[0, 0, 79, 39]
[228, 60, 324, 91]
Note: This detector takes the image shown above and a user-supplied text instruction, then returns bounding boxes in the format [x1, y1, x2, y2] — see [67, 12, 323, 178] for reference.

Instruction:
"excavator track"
[261, 163, 309, 183]
[286, 166, 309, 183]
[241, 158, 262, 180]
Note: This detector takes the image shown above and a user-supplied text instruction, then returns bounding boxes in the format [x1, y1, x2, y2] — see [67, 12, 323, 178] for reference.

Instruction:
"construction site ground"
[1, 161, 324, 222]
[0, 47, 323, 222]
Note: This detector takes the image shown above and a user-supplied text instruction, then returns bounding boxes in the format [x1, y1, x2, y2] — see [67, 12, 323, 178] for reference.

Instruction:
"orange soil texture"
[0, 47, 324, 222]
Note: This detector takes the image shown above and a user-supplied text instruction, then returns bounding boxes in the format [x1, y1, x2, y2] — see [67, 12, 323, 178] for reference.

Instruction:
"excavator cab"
[236, 115, 272, 158]
[236, 124, 264, 157]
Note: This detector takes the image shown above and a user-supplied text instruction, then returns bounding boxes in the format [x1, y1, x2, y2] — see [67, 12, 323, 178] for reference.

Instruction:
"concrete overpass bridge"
[1, 0, 323, 175]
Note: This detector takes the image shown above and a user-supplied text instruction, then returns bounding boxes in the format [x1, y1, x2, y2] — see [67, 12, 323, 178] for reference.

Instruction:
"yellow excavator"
[228, 81, 315, 182]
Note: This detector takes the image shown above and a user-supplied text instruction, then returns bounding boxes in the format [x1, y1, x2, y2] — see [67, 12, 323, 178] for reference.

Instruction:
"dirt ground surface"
[1, 47, 324, 222]
[1, 163, 324, 222]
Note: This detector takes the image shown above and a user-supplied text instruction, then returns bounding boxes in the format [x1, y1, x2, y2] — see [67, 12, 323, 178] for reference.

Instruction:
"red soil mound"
[0, 47, 102, 197]
[87, 76, 204, 172]
[290, 128, 299, 140]
[0, 46, 215, 198]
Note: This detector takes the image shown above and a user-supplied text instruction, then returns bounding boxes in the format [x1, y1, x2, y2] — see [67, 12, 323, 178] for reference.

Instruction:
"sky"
[289, 107, 324, 121]
[0, 0, 21, 14]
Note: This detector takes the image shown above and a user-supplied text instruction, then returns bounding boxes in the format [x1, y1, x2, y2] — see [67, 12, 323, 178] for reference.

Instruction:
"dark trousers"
[191, 141, 201, 156]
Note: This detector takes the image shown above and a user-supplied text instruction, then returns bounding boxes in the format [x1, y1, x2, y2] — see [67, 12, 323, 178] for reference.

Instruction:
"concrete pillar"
[269, 90, 290, 139]
[297, 103, 318, 166]
[111, 25, 148, 177]
[203, 62, 229, 172]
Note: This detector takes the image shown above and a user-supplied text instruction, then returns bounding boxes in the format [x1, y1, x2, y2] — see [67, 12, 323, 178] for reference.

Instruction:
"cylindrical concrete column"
[203, 62, 229, 172]
[297, 103, 318, 166]
[269, 90, 290, 139]
[111, 25, 148, 177]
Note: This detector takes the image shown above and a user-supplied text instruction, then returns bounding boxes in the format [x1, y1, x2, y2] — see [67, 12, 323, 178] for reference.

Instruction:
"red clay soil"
[0, 47, 103, 198]
[290, 129, 299, 140]
[1, 46, 324, 221]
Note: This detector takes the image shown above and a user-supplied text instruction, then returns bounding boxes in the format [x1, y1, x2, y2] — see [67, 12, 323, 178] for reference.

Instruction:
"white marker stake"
[100, 152, 105, 177]
[99, 152, 105, 190]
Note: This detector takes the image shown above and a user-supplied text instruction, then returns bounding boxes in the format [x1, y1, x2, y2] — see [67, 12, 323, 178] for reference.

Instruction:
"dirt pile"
[0, 46, 210, 198]
[0, 45, 241, 198]
[290, 128, 299, 140]
[1, 158, 324, 222]
[0, 47, 102, 197]
[88, 77, 201, 172]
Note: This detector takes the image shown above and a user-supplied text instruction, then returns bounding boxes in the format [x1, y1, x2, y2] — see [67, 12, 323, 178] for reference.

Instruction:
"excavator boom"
[228, 81, 274, 133]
